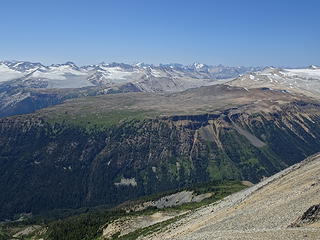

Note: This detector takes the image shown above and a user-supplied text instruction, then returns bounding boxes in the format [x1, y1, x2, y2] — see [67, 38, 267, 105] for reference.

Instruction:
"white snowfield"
[31, 65, 87, 80]
[229, 65, 320, 97]
[285, 68, 320, 78]
[28, 65, 94, 89]
[0, 61, 259, 92]
[0, 64, 25, 82]
[258, 67, 320, 80]
[0, 61, 42, 82]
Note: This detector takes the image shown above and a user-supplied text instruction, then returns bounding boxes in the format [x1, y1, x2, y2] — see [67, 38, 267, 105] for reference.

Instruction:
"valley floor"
[142, 153, 320, 240]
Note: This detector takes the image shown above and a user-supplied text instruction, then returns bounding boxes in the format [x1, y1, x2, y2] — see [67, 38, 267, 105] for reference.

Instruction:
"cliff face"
[0, 102, 320, 219]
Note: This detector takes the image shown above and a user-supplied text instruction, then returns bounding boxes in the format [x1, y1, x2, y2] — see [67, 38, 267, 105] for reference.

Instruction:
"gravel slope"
[142, 153, 320, 240]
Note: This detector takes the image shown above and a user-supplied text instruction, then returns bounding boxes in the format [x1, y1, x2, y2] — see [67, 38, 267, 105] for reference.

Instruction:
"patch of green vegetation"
[207, 160, 222, 180]
[205, 140, 240, 181]
[44, 109, 157, 131]
[46, 210, 124, 240]
[167, 162, 179, 180]
[0, 228, 10, 240]
[178, 156, 193, 177]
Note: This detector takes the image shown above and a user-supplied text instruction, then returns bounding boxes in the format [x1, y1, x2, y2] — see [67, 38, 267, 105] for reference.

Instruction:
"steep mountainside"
[1, 85, 320, 220]
[142, 153, 320, 240]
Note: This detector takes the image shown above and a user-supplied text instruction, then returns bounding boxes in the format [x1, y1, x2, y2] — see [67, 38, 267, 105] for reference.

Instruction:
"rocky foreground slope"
[142, 153, 320, 240]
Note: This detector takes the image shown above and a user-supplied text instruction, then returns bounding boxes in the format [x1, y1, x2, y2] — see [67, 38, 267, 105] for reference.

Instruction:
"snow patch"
[0, 64, 24, 82]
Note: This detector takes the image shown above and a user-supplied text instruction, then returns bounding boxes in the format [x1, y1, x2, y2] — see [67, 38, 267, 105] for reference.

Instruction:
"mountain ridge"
[1, 84, 320, 220]
[0, 60, 262, 86]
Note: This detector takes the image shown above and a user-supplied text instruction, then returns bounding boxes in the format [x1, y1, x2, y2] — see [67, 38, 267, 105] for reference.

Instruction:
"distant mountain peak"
[309, 65, 319, 70]
[64, 61, 77, 67]
[191, 62, 207, 70]
[50, 61, 79, 70]
[134, 62, 146, 67]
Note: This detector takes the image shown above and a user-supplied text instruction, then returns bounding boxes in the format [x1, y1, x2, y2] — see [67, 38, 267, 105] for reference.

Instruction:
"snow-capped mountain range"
[1, 60, 320, 118]
[228, 65, 320, 98]
[0, 60, 261, 91]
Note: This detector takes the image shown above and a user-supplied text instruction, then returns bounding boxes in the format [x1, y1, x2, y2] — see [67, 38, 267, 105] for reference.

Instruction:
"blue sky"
[0, 0, 319, 66]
